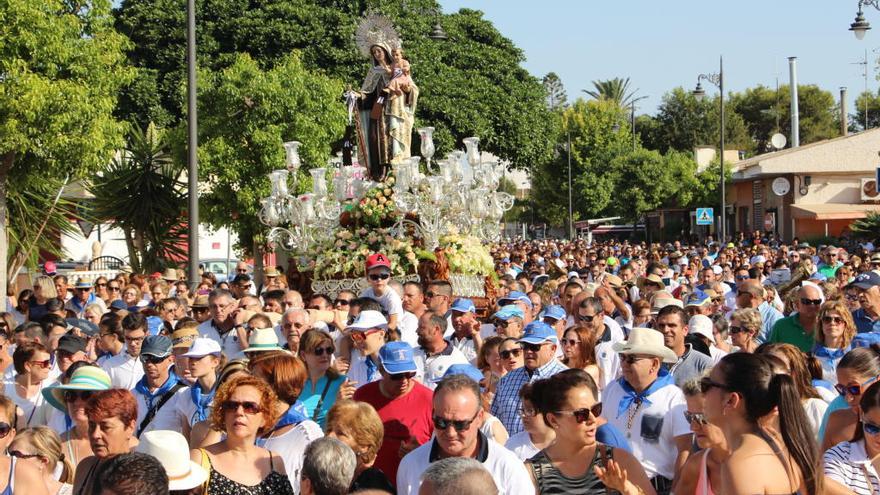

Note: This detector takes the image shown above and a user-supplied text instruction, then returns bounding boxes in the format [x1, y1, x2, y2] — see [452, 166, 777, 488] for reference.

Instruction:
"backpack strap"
[137, 383, 185, 437]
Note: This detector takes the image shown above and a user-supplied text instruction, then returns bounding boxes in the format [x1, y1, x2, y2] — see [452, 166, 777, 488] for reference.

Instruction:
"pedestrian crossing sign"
[696, 208, 714, 226]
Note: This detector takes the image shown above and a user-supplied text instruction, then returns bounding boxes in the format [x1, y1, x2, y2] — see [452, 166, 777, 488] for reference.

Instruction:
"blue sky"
[438, 0, 880, 116]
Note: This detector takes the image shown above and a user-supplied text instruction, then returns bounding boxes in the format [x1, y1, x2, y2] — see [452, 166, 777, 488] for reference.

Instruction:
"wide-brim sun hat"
[612, 327, 678, 364]
[42, 366, 111, 413]
[137, 430, 208, 491]
[244, 327, 285, 353]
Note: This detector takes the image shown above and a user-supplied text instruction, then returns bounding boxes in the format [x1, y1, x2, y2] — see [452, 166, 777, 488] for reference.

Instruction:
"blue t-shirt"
[853, 309, 880, 334]
[818, 395, 848, 442]
[299, 374, 346, 428]
[597, 422, 632, 453]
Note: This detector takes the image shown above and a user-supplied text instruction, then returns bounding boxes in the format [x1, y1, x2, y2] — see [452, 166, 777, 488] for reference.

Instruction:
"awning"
[790, 203, 880, 220]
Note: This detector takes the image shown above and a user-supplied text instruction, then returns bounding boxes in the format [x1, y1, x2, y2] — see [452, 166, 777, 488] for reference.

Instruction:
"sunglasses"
[433, 411, 479, 432]
[578, 314, 597, 323]
[620, 354, 652, 365]
[835, 376, 878, 397]
[7, 450, 40, 460]
[0, 423, 11, 439]
[96, 283, 107, 288]
[388, 371, 416, 381]
[846, 293, 860, 301]
[369, 273, 391, 281]
[521, 342, 545, 353]
[822, 315, 845, 324]
[64, 390, 95, 402]
[735, 275, 750, 281]
[561, 338, 580, 347]
[29, 359, 51, 369]
[193, 307, 209, 313]
[728, 325, 749, 334]
[555, 404, 603, 423]
[334, 299, 351, 306]
[499, 348, 521, 359]
[108, 287, 121, 292]
[139, 354, 169, 365]
[864, 420, 880, 436]
[700, 377, 731, 394]
[683, 411, 709, 425]
[312, 346, 335, 356]
[220, 400, 262, 415]
[800, 298, 822, 306]
[350, 329, 383, 342]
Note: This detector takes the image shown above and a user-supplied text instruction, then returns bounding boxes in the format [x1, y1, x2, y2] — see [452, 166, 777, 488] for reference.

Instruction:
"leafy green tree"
[852, 90, 880, 131]
[583, 77, 637, 107]
[851, 212, 880, 240]
[543, 72, 568, 110]
[114, 0, 557, 169]
[184, 53, 346, 258]
[90, 124, 188, 273]
[1, 0, 132, 304]
[609, 149, 700, 223]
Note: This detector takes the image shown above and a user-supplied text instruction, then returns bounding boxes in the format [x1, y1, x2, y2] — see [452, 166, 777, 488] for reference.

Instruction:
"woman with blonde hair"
[326, 399, 393, 492]
[814, 300, 857, 382]
[120, 285, 141, 309]
[729, 308, 762, 353]
[9, 426, 73, 495]
[298, 330, 346, 428]
[28, 276, 57, 322]
[0, 396, 48, 495]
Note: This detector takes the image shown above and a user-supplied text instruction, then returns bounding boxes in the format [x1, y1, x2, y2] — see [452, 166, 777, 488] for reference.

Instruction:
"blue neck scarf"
[365, 356, 379, 381]
[190, 383, 216, 422]
[135, 372, 180, 410]
[256, 403, 308, 447]
[616, 368, 674, 418]
[813, 344, 849, 361]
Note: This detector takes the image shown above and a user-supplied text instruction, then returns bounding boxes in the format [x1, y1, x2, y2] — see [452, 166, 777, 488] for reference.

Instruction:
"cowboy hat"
[612, 327, 678, 364]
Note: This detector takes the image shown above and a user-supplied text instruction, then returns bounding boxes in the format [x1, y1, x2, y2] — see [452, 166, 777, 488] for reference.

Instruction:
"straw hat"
[638, 274, 666, 291]
[137, 430, 208, 491]
[161, 268, 179, 282]
[244, 327, 285, 353]
[42, 366, 111, 413]
[612, 327, 678, 364]
[264, 266, 281, 277]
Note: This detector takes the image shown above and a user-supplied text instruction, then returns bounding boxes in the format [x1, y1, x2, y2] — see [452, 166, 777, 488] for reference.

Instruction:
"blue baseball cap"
[685, 290, 711, 307]
[851, 271, 880, 290]
[439, 364, 484, 384]
[500, 291, 532, 308]
[141, 335, 173, 358]
[541, 305, 566, 321]
[450, 298, 476, 314]
[109, 300, 128, 311]
[378, 341, 418, 374]
[493, 305, 524, 321]
[519, 321, 558, 345]
[501, 257, 510, 264]
[146, 316, 164, 336]
[809, 272, 828, 282]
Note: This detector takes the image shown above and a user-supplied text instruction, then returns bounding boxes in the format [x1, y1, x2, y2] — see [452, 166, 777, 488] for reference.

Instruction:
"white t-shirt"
[804, 397, 829, 438]
[259, 420, 324, 495]
[413, 346, 468, 388]
[595, 340, 620, 390]
[601, 377, 689, 480]
[360, 287, 404, 319]
[448, 335, 478, 365]
[396, 435, 533, 495]
[198, 320, 245, 360]
[103, 352, 144, 391]
[346, 349, 382, 389]
[3, 381, 50, 428]
[134, 380, 189, 436]
[504, 431, 540, 461]
[398, 311, 420, 348]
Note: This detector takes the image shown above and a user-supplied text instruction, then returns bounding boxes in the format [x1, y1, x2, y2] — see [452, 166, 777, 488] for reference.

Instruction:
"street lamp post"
[186, 0, 199, 287]
[850, 0, 880, 39]
[692, 56, 725, 243]
[567, 130, 573, 240]
[630, 95, 649, 151]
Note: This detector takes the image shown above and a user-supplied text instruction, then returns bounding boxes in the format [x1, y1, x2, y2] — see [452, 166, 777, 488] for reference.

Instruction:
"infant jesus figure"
[382, 47, 412, 99]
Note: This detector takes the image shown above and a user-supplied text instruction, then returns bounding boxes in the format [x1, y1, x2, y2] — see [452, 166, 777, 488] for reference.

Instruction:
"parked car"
[199, 259, 251, 283]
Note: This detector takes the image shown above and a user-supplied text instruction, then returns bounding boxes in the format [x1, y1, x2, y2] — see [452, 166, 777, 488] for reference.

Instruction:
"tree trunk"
[253, 240, 264, 291]
[0, 152, 15, 312]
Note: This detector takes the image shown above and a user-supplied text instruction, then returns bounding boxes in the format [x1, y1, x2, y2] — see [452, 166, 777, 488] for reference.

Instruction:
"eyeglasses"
[139, 354, 169, 365]
[76, 288, 90, 292]
[334, 299, 351, 306]
[554, 404, 603, 423]
[28, 359, 51, 369]
[96, 283, 107, 288]
[388, 371, 416, 381]
[220, 400, 262, 415]
[350, 329, 383, 342]
[864, 420, 880, 436]
[7, 450, 41, 460]
[846, 293, 860, 301]
[312, 346, 335, 356]
[835, 376, 878, 397]
[521, 342, 546, 353]
[822, 315, 845, 324]
[699, 377, 731, 394]
[518, 407, 537, 417]
[125, 336, 145, 345]
[561, 338, 580, 347]
[683, 411, 709, 425]
[0, 423, 11, 438]
[499, 348, 521, 359]
[108, 286, 120, 292]
[192, 307, 209, 313]
[735, 275, 750, 281]
[368, 273, 391, 281]
[578, 314, 597, 323]
[800, 298, 822, 306]
[495, 320, 513, 328]
[433, 410, 480, 432]
[64, 390, 95, 402]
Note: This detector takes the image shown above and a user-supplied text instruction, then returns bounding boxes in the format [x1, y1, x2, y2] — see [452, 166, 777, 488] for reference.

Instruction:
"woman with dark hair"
[248, 351, 323, 492]
[824, 380, 880, 493]
[6, 342, 52, 429]
[526, 369, 654, 494]
[504, 382, 555, 462]
[477, 335, 505, 401]
[822, 346, 880, 451]
[756, 343, 828, 435]
[561, 326, 601, 388]
[298, 329, 347, 428]
[703, 353, 822, 494]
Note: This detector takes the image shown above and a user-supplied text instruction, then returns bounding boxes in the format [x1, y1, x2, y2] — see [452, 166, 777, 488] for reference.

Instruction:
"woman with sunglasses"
[0, 396, 48, 495]
[728, 308, 761, 354]
[42, 365, 111, 474]
[671, 379, 728, 495]
[703, 353, 822, 494]
[92, 277, 110, 304]
[824, 380, 880, 494]
[248, 351, 323, 493]
[6, 342, 52, 429]
[822, 346, 880, 452]
[498, 337, 524, 373]
[527, 369, 654, 495]
[171, 338, 223, 441]
[561, 325, 601, 389]
[8, 426, 73, 495]
[813, 300, 857, 382]
[299, 329, 347, 429]
[71, 389, 138, 495]
[189, 374, 293, 495]
[120, 285, 141, 309]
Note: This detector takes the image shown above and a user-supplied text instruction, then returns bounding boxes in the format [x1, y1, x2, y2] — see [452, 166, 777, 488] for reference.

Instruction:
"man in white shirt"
[132, 335, 187, 437]
[448, 298, 481, 365]
[198, 289, 244, 359]
[413, 311, 468, 385]
[359, 253, 403, 333]
[104, 313, 147, 390]
[389, 280, 419, 348]
[397, 373, 532, 495]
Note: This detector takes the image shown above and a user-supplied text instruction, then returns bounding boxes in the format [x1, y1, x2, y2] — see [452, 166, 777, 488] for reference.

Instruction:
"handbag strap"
[137, 383, 184, 437]
[311, 378, 334, 421]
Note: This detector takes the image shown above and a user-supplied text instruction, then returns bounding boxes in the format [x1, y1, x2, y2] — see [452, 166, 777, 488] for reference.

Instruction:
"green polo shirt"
[768, 313, 815, 352]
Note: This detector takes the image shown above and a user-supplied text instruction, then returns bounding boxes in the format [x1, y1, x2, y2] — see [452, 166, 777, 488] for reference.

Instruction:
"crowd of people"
[1, 235, 880, 494]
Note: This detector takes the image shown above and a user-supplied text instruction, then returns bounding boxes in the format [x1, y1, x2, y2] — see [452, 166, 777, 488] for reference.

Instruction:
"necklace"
[624, 398, 644, 439]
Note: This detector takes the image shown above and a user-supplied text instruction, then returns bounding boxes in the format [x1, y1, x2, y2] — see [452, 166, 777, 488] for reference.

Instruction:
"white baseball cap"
[346, 310, 388, 332]
[688, 315, 715, 344]
[181, 338, 222, 358]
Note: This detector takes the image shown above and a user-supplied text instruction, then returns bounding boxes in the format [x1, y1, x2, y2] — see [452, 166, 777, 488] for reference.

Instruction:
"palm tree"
[583, 77, 637, 107]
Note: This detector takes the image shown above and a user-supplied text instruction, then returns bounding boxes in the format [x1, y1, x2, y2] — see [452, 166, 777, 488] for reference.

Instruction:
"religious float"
[258, 14, 514, 311]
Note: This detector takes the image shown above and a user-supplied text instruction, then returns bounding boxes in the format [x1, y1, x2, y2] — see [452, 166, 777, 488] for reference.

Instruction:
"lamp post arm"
[861, 0, 880, 11]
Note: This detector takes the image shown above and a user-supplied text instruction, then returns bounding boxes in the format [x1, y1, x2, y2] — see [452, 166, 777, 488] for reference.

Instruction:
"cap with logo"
[850, 272, 880, 290]
[686, 290, 712, 307]
[493, 305, 524, 321]
[518, 321, 558, 345]
[365, 253, 391, 271]
[541, 305, 566, 322]
[450, 298, 476, 314]
[499, 291, 532, 308]
[378, 341, 418, 374]
[439, 363, 485, 384]
[141, 335, 173, 358]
